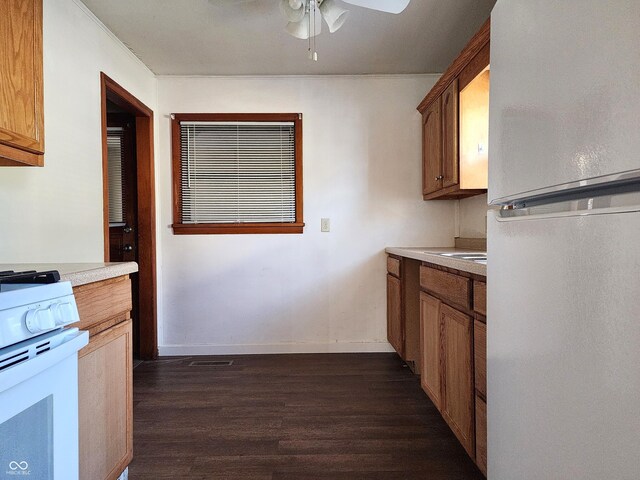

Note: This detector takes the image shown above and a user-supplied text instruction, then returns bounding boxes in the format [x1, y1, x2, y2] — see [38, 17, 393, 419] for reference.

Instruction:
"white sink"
[433, 252, 487, 263]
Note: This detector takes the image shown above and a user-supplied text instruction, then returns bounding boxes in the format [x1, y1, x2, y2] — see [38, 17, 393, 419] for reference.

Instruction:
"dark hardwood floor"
[129, 353, 484, 480]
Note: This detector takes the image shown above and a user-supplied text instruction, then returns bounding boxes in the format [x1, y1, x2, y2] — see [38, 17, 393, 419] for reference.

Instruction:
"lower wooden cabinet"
[419, 292, 441, 409]
[440, 304, 475, 458]
[418, 262, 486, 475]
[75, 274, 134, 480]
[386, 274, 403, 356]
[79, 319, 133, 480]
[420, 292, 475, 458]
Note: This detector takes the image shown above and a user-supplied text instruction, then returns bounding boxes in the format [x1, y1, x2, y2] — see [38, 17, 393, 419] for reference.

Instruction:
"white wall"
[458, 194, 488, 239]
[0, 0, 157, 262]
[157, 75, 456, 354]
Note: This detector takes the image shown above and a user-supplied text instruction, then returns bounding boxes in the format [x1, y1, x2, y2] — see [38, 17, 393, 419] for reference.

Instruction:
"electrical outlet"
[321, 218, 330, 232]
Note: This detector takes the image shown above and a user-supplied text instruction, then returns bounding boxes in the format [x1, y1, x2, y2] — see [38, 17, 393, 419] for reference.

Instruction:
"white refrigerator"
[488, 1, 640, 479]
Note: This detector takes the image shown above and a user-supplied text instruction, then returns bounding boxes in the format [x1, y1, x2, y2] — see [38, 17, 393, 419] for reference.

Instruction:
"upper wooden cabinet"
[441, 79, 459, 189]
[422, 98, 442, 196]
[417, 19, 490, 200]
[0, 0, 45, 167]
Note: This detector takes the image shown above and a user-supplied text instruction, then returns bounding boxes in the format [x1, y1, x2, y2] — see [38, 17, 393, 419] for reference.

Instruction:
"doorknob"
[123, 244, 133, 252]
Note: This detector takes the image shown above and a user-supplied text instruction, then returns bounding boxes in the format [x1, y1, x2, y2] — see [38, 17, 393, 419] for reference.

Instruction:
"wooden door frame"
[100, 72, 158, 360]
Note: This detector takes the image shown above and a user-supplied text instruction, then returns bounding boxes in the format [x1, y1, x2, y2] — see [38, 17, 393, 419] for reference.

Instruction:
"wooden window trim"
[171, 113, 304, 235]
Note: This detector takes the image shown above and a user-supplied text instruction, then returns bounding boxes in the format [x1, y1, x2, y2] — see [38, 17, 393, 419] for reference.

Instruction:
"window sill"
[172, 223, 305, 235]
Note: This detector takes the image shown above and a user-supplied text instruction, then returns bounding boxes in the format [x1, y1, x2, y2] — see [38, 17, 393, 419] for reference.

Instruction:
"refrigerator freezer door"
[489, 0, 640, 204]
[487, 210, 640, 479]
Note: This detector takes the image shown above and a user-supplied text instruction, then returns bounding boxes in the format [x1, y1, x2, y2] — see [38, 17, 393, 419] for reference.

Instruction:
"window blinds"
[107, 127, 125, 225]
[179, 121, 296, 224]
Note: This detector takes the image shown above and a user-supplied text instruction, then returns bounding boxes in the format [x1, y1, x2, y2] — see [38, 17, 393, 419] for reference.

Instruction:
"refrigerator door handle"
[490, 168, 640, 207]
[495, 189, 640, 222]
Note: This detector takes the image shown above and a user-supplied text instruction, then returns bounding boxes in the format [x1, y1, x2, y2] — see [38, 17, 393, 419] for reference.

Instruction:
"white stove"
[0, 270, 88, 480]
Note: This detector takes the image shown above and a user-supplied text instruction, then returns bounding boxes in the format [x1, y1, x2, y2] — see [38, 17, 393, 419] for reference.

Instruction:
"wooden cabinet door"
[441, 79, 459, 188]
[0, 0, 44, 165]
[387, 274, 404, 357]
[79, 320, 133, 480]
[422, 98, 442, 195]
[419, 292, 441, 409]
[476, 395, 487, 476]
[440, 303, 475, 458]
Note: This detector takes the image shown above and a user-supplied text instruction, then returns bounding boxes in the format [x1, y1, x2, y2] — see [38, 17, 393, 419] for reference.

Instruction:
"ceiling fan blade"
[340, 0, 410, 14]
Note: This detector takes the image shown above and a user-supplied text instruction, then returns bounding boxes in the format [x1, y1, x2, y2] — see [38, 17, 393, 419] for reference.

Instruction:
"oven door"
[0, 329, 88, 480]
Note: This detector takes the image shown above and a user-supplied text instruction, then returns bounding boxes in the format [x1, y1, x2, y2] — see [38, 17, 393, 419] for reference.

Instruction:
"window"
[107, 127, 125, 224]
[171, 113, 304, 234]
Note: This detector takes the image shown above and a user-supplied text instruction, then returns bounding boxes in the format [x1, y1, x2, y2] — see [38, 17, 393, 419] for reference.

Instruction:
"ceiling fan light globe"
[319, 0, 349, 33]
[289, 0, 304, 9]
[280, 0, 305, 22]
[285, 17, 310, 39]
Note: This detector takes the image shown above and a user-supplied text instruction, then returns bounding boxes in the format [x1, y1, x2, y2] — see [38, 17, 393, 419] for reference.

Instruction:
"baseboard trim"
[158, 342, 395, 356]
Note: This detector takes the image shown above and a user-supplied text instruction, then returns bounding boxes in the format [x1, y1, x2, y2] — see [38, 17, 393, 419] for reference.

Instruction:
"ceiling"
[80, 0, 496, 75]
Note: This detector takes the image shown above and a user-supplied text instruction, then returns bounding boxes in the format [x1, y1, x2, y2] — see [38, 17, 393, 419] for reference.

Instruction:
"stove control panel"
[25, 300, 80, 334]
[0, 281, 80, 350]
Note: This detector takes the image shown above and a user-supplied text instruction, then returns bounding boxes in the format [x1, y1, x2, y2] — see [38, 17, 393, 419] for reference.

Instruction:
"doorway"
[100, 73, 158, 360]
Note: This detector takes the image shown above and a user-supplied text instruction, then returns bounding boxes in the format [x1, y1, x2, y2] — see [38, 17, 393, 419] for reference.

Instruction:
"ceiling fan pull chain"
[313, 1, 318, 61]
[307, 0, 312, 60]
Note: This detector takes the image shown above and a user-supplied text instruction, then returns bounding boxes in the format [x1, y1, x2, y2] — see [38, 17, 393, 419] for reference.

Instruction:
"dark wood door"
[107, 112, 139, 356]
[107, 114, 137, 263]
[422, 98, 442, 195]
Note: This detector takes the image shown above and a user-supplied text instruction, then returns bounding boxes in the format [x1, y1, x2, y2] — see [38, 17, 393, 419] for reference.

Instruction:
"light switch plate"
[321, 218, 330, 232]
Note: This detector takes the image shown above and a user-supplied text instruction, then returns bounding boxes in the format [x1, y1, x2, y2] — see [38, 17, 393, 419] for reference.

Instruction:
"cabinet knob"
[435, 175, 444, 181]
[123, 244, 133, 252]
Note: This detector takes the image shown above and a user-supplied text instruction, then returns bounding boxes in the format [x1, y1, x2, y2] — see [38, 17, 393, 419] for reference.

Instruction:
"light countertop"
[0, 262, 138, 287]
[385, 247, 487, 276]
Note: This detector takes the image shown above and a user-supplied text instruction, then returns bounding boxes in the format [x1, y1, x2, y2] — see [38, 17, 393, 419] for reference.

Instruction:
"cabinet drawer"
[474, 281, 486, 316]
[387, 256, 401, 277]
[74, 276, 132, 332]
[475, 395, 487, 476]
[474, 319, 486, 398]
[420, 266, 470, 309]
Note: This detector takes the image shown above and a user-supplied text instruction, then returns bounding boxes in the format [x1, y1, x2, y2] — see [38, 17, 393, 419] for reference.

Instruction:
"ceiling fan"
[212, 0, 410, 60]
[280, 0, 410, 39]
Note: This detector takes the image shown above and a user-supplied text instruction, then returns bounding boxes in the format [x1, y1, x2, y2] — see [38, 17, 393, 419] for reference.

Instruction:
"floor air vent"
[189, 360, 234, 367]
